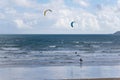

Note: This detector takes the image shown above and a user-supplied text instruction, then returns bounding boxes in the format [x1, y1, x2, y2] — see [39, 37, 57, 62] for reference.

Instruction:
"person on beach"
[80, 58, 83, 67]
[80, 58, 83, 62]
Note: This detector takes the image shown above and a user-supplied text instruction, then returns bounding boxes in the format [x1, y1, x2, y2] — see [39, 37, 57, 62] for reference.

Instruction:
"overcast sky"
[0, 0, 120, 34]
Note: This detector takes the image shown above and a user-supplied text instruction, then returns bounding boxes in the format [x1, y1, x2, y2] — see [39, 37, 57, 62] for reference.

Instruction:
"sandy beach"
[0, 51, 120, 80]
[0, 66, 120, 80]
[65, 78, 120, 80]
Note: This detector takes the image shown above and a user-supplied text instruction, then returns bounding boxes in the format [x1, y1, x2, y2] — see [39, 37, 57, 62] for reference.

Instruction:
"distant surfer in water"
[75, 52, 77, 54]
[75, 52, 80, 56]
[80, 58, 83, 67]
[80, 58, 83, 62]
[75, 52, 83, 66]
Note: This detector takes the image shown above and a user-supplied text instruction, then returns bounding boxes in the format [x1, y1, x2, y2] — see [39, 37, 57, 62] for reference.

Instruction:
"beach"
[65, 78, 120, 80]
[1, 51, 120, 80]
[0, 66, 120, 80]
[1, 0, 120, 79]
[0, 35, 120, 80]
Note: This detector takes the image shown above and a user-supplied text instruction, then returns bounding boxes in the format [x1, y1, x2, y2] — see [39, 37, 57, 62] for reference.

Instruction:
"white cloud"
[74, 0, 89, 7]
[76, 12, 100, 31]
[0, 0, 120, 34]
[96, 6, 120, 33]
[0, 0, 10, 8]
[14, 19, 32, 29]
[53, 7, 100, 32]
[54, 9, 73, 29]
[11, 0, 33, 8]
[0, 13, 5, 19]
[5, 8, 17, 14]
[117, 0, 120, 5]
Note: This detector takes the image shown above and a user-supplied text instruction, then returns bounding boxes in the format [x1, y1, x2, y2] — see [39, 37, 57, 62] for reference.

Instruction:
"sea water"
[0, 34, 120, 66]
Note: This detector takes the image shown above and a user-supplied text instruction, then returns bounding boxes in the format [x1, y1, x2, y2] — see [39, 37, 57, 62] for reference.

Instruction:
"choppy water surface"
[0, 34, 120, 66]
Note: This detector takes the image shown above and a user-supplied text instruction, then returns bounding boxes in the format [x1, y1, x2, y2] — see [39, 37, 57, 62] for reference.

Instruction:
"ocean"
[0, 34, 120, 66]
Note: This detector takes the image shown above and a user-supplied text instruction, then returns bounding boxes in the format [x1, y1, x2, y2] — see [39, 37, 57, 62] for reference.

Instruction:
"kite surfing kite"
[70, 21, 75, 28]
[44, 9, 52, 16]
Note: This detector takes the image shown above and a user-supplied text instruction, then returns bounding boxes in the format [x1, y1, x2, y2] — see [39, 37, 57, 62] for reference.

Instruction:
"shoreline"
[0, 64, 120, 68]
[65, 78, 120, 80]
[0, 51, 120, 67]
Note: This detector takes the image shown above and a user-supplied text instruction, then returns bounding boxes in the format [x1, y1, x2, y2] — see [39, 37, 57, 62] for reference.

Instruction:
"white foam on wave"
[1, 50, 120, 66]
[2, 44, 18, 47]
[73, 41, 79, 44]
[84, 41, 112, 44]
[92, 45, 100, 48]
[49, 45, 56, 48]
[75, 45, 83, 47]
[1, 47, 20, 51]
[102, 41, 113, 43]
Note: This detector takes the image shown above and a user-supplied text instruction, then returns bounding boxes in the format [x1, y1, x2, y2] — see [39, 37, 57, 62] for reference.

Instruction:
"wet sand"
[0, 51, 120, 80]
[65, 78, 120, 80]
[0, 66, 120, 80]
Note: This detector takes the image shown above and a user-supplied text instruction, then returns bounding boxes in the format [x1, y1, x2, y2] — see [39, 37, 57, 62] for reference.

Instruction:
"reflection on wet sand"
[0, 66, 120, 80]
[65, 78, 120, 80]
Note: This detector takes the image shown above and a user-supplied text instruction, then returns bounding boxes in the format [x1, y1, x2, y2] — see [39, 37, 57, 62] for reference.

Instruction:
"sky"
[0, 0, 120, 34]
